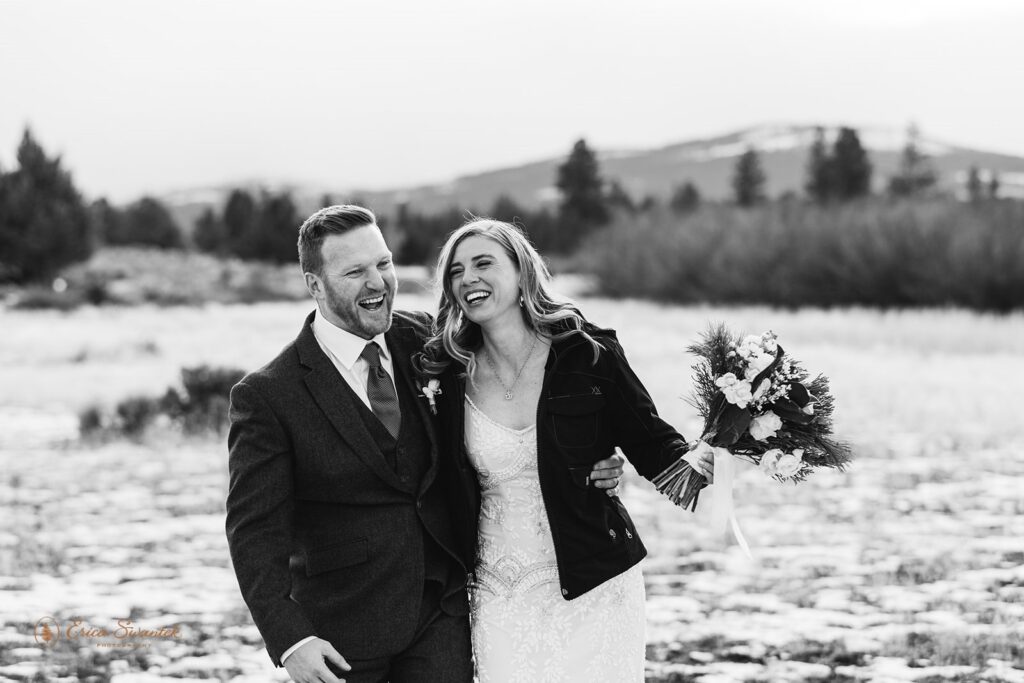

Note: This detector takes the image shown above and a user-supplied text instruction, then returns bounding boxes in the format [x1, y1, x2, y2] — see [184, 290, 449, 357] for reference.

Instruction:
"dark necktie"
[360, 342, 402, 439]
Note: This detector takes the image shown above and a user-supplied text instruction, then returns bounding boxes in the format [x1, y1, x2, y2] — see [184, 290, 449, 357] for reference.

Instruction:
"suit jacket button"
[561, 588, 568, 596]
[416, 501, 423, 509]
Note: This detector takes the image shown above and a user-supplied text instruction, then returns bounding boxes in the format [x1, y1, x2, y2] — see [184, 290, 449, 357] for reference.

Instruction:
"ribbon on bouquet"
[682, 441, 752, 559]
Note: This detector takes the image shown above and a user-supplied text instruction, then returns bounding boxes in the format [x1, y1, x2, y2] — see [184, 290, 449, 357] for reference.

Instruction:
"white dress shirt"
[280, 309, 397, 664]
[311, 309, 397, 406]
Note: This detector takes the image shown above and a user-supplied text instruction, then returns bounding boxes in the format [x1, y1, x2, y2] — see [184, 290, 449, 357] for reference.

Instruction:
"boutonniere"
[419, 378, 442, 415]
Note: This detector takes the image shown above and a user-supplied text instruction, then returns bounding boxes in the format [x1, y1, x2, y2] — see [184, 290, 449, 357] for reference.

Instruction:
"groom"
[226, 205, 623, 683]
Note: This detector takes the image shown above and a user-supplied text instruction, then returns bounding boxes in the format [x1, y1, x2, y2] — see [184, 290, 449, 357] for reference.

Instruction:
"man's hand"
[590, 451, 626, 497]
[284, 638, 351, 683]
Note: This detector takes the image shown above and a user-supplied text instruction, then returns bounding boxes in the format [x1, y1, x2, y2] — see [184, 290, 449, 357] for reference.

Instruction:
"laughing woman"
[417, 219, 714, 682]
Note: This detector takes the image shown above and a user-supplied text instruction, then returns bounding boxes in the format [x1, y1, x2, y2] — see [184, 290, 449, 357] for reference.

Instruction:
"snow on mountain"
[670, 123, 954, 163]
[159, 124, 1024, 223]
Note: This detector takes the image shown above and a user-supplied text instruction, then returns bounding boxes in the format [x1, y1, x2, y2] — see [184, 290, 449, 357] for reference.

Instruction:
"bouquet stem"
[651, 459, 705, 512]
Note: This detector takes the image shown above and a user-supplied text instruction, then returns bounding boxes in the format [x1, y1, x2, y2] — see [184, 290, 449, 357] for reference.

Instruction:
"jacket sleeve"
[604, 336, 701, 483]
[225, 379, 317, 666]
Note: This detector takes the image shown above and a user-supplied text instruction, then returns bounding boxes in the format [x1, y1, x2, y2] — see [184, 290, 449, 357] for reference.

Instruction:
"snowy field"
[1, 295, 1022, 682]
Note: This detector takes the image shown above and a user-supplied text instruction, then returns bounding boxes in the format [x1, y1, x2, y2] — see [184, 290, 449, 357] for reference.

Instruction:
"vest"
[355, 365, 460, 600]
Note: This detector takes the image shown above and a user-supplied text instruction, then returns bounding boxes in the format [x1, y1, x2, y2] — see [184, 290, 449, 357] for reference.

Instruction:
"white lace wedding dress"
[465, 396, 646, 683]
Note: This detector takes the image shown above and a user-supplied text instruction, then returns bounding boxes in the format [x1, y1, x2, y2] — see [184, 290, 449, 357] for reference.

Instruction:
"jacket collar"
[546, 323, 615, 370]
[296, 311, 439, 493]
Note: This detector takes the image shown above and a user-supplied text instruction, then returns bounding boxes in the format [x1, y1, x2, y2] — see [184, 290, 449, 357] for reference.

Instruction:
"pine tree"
[117, 196, 183, 249]
[637, 195, 659, 213]
[223, 189, 257, 258]
[251, 190, 299, 263]
[490, 195, 527, 224]
[888, 124, 937, 197]
[193, 207, 225, 253]
[522, 207, 558, 253]
[832, 127, 872, 200]
[605, 180, 635, 214]
[669, 181, 700, 214]
[988, 172, 1000, 200]
[89, 198, 125, 245]
[732, 147, 766, 207]
[965, 166, 984, 203]
[805, 127, 833, 203]
[0, 128, 93, 282]
[555, 139, 609, 252]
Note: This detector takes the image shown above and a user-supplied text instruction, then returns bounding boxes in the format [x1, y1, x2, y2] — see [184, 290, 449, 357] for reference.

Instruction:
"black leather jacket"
[439, 324, 698, 600]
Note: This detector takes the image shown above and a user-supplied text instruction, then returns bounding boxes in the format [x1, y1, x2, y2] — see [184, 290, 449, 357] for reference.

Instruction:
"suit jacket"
[225, 310, 467, 665]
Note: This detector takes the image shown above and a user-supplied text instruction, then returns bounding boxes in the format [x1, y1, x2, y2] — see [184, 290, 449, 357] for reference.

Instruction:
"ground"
[1, 294, 1022, 682]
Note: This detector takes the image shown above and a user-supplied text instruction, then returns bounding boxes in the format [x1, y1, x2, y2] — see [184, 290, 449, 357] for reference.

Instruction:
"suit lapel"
[296, 314, 406, 491]
[386, 324, 441, 492]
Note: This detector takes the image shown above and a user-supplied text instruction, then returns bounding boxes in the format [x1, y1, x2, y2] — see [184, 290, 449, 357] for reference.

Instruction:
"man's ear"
[304, 272, 323, 299]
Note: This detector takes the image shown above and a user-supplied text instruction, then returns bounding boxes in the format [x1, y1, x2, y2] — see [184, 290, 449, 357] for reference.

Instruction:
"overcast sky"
[2, 0, 1022, 202]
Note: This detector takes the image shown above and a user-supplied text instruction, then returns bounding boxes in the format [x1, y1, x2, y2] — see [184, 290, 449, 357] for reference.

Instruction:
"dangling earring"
[519, 293, 525, 307]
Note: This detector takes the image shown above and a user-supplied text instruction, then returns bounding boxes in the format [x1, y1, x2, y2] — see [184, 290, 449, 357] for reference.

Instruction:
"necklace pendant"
[504, 390, 513, 400]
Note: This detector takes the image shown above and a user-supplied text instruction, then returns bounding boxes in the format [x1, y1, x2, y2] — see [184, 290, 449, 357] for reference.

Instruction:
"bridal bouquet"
[652, 324, 852, 514]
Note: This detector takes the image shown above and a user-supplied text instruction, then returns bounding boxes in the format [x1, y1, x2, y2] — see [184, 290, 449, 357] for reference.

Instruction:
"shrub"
[577, 199, 1024, 312]
[79, 365, 245, 439]
[11, 286, 85, 311]
[882, 629, 1023, 667]
[181, 365, 246, 409]
[115, 396, 161, 437]
[179, 365, 245, 434]
[78, 405, 105, 435]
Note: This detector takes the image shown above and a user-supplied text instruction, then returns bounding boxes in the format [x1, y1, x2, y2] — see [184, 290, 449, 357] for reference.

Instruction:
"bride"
[420, 219, 714, 682]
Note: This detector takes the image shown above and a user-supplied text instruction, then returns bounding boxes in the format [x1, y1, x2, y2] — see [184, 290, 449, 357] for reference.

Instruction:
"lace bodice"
[464, 395, 647, 682]
[464, 395, 559, 595]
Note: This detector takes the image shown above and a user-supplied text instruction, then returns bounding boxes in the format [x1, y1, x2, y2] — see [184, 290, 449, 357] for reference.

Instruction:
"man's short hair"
[298, 205, 377, 276]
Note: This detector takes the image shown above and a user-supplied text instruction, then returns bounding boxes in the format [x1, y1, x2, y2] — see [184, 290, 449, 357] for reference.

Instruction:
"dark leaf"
[750, 344, 785, 397]
[712, 403, 753, 446]
[789, 382, 811, 407]
[771, 397, 814, 424]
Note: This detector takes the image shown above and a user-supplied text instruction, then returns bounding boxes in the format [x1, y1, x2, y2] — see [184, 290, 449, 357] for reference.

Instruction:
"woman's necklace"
[484, 334, 539, 400]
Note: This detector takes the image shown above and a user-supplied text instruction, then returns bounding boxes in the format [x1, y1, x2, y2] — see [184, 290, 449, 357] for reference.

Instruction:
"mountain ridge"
[163, 123, 1024, 231]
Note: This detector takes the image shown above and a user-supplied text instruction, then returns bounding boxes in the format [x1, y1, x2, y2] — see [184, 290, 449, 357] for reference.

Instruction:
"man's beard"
[323, 280, 394, 339]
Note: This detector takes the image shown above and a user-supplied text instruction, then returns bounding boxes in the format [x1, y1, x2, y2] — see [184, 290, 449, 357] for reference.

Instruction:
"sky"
[2, 0, 1023, 202]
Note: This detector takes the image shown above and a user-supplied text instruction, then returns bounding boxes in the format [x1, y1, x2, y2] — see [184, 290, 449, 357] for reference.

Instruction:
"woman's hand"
[691, 447, 715, 484]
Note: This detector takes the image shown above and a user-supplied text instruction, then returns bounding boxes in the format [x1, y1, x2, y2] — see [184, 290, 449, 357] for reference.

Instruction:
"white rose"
[715, 373, 753, 408]
[759, 448, 783, 476]
[743, 351, 775, 381]
[748, 411, 782, 441]
[740, 334, 762, 349]
[775, 449, 804, 478]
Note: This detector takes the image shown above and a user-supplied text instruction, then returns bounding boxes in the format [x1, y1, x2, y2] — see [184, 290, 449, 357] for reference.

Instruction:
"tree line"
[0, 124, 1010, 285]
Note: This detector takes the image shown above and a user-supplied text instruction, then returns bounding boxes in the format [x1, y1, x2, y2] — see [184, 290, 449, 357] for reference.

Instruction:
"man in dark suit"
[226, 205, 622, 683]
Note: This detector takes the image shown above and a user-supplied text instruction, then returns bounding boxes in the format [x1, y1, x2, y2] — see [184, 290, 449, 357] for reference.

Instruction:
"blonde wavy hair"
[418, 218, 602, 379]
